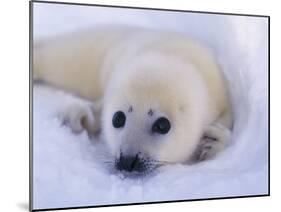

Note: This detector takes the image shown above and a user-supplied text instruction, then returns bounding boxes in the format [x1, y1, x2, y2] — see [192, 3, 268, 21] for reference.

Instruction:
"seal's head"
[102, 53, 210, 174]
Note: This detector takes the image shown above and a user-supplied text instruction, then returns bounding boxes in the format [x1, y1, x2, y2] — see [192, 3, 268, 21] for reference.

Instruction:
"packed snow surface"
[32, 2, 268, 209]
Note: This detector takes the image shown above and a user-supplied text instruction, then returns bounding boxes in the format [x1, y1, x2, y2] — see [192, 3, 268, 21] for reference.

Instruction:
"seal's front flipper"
[191, 123, 231, 162]
[57, 100, 102, 136]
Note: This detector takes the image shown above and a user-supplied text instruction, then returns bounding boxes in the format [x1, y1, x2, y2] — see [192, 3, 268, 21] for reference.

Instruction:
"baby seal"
[34, 26, 232, 173]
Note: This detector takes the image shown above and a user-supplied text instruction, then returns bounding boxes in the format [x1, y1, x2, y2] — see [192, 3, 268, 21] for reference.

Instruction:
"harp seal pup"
[34, 26, 232, 173]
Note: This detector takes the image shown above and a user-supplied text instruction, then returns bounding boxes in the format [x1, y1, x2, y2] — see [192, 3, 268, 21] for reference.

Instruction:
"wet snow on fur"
[32, 3, 268, 209]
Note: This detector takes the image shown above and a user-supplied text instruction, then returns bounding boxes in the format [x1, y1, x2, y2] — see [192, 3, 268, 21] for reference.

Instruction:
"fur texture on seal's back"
[34, 25, 232, 165]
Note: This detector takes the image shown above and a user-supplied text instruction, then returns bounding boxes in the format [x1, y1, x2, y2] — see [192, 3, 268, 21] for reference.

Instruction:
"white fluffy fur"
[34, 26, 232, 164]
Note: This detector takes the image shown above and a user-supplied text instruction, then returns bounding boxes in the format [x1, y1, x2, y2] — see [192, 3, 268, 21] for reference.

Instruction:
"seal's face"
[109, 106, 172, 173]
[104, 104, 175, 173]
[102, 55, 208, 174]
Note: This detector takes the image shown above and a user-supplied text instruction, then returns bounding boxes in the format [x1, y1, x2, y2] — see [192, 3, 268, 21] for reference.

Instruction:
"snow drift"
[32, 2, 269, 210]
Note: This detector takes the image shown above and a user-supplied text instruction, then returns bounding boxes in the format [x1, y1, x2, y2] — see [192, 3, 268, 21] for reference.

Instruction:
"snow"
[32, 2, 269, 210]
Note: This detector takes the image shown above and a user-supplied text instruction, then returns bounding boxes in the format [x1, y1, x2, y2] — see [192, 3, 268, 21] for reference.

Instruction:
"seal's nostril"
[130, 154, 139, 171]
[116, 154, 142, 172]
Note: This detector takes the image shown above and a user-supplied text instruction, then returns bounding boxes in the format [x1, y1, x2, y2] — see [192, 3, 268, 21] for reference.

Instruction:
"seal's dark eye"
[152, 117, 171, 134]
[112, 111, 126, 128]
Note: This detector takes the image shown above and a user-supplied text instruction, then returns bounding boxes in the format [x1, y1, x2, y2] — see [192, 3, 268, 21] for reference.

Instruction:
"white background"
[0, 0, 276, 212]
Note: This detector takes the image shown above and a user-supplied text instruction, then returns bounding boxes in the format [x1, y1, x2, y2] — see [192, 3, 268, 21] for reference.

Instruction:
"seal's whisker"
[103, 161, 114, 164]
[153, 160, 174, 165]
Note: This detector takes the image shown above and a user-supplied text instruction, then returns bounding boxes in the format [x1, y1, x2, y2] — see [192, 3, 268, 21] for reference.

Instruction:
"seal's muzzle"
[115, 153, 146, 172]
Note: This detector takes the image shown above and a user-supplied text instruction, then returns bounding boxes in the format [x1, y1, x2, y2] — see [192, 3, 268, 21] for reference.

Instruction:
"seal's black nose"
[115, 153, 144, 172]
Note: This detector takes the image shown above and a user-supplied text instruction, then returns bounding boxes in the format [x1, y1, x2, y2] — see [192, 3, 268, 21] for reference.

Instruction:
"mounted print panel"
[30, 1, 269, 211]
